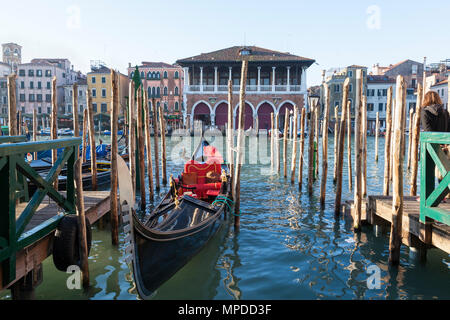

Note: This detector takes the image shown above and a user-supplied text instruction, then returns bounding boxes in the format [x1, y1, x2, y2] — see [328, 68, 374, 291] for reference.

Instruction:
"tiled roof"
[431, 79, 448, 87]
[88, 66, 111, 74]
[140, 62, 178, 68]
[347, 65, 367, 69]
[367, 75, 396, 83]
[176, 46, 315, 66]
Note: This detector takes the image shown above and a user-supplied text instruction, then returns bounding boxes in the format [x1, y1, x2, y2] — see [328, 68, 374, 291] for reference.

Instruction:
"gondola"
[120, 136, 232, 299]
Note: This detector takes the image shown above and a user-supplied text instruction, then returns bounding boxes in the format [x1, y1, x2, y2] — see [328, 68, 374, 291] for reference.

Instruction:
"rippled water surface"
[1, 134, 449, 300]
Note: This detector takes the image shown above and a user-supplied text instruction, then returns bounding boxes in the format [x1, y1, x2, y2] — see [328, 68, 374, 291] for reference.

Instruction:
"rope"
[212, 195, 241, 217]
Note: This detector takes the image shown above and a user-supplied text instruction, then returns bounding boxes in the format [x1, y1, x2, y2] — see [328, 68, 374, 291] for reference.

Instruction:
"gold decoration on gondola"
[170, 174, 180, 208]
[221, 169, 227, 182]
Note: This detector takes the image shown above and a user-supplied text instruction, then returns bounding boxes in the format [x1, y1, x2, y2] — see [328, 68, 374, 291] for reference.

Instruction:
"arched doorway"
[234, 103, 254, 130]
[257, 102, 275, 131]
[214, 102, 229, 130]
[192, 102, 211, 126]
[278, 101, 295, 129]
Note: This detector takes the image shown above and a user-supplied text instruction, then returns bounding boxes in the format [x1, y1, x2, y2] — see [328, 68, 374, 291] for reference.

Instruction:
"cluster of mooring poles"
[264, 67, 428, 266]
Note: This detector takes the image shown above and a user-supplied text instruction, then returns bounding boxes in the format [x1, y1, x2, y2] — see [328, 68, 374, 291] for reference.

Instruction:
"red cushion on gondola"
[206, 189, 220, 197]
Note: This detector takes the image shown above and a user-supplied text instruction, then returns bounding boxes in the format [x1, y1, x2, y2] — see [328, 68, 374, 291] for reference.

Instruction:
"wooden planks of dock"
[0, 191, 112, 291]
[343, 195, 450, 255]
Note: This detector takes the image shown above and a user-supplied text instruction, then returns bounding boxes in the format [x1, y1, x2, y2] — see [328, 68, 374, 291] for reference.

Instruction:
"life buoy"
[52, 215, 92, 272]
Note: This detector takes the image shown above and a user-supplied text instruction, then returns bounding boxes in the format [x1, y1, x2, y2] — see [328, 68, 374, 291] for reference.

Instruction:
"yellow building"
[86, 65, 129, 116]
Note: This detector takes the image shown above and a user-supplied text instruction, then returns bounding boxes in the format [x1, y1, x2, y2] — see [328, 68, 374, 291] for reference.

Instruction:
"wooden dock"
[343, 195, 450, 255]
[0, 191, 112, 292]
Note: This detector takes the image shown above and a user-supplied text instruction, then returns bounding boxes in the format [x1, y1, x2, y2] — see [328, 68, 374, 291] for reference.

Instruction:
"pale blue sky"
[1, 0, 449, 86]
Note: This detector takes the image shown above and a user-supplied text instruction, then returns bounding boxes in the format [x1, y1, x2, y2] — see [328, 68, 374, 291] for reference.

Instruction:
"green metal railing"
[0, 137, 81, 286]
[420, 132, 450, 226]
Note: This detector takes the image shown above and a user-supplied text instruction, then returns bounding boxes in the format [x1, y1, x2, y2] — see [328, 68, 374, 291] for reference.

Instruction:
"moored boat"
[122, 137, 232, 299]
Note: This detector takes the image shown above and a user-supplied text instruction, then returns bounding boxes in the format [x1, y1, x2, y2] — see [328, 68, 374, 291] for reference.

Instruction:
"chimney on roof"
[128, 63, 131, 68]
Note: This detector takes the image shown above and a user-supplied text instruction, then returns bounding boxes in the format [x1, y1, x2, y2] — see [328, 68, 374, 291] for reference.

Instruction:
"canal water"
[1, 134, 449, 299]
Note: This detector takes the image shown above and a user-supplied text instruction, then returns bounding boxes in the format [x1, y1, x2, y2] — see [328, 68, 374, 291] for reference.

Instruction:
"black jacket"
[420, 104, 450, 132]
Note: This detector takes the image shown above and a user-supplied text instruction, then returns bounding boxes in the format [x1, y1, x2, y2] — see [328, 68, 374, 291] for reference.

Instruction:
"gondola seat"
[181, 161, 222, 199]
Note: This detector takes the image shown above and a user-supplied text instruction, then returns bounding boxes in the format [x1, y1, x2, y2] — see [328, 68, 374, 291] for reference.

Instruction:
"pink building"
[128, 62, 183, 127]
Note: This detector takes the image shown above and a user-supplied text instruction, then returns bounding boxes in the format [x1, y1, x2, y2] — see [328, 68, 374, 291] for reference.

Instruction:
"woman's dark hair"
[422, 90, 443, 107]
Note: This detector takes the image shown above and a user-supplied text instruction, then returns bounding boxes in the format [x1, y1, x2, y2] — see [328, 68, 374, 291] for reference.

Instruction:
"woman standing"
[420, 90, 450, 201]
[420, 91, 450, 132]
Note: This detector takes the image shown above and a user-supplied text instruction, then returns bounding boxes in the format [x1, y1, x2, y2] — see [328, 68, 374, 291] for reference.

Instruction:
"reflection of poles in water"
[219, 231, 242, 300]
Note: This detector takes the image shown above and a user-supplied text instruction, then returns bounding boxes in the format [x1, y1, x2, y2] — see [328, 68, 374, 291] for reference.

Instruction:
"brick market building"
[176, 46, 315, 130]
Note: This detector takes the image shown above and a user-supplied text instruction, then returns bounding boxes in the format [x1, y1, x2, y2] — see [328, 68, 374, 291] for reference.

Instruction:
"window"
[37, 81, 42, 89]
[101, 103, 107, 113]
[36, 70, 42, 77]
[19, 69, 25, 76]
[101, 77, 106, 83]
[334, 101, 339, 108]
[157, 87, 160, 97]
[347, 70, 353, 77]
[28, 70, 34, 77]
[19, 94, 25, 102]
[164, 102, 168, 111]
[47, 107, 50, 114]
[45, 94, 51, 102]
[47, 82, 51, 89]
[20, 81, 24, 89]
[102, 88, 106, 98]
[147, 87, 152, 97]
[367, 103, 374, 111]
[175, 101, 179, 111]
[79, 90, 83, 97]
[152, 87, 156, 97]
[349, 84, 353, 93]
[156, 72, 160, 79]
[378, 103, 383, 111]
[174, 71, 179, 79]
[30, 81, 34, 89]
[92, 77, 96, 84]
[174, 86, 179, 96]
[412, 65, 418, 75]
[62, 73, 66, 78]
[45, 70, 52, 77]
[130, 72, 134, 79]
[377, 89, 383, 96]
[383, 89, 387, 96]
[92, 89, 96, 97]
[38, 107, 42, 114]
[334, 84, 340, 93]
[37, 94, 42, 102]
[79, 105, 83, 113]
[163, 87, 168, 96]
[29, 94, 35, 102]
[147, 72, 152, 80]
[163, 71, 168, 79]
[411, 79, 416, 88]
[93, 103, 97, 112]
[70, 90, 73, 97]
[141, 71, 145, 79]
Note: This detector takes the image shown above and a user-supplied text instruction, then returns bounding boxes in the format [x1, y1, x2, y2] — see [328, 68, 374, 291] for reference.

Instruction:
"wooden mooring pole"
[307, 103, 316, 195]
[275, 113, 280, 173]
[290, 106, 298, 184]
[270, 112, 274, 173]
[333, 106, 339, 183]
[7, 74, 17, 136]
[298, 107, 306, 190]
[361, 95, 367, 198]
[375, 111, 379, 162]
[87, 89, 97, 191]
[334, 78, 349, 214]
[233, 59, 248, 228]
[315, 106, 319, 179]
[383, 86, 393, 196]
[128, 81, 136, 196]
[137, 87, 146, 210]
[283, 111, 289, 178]
[72, 83, 79, 138]
[144, 90, 154, 202]
[152, 98, 160, 190]
[407, 108, 413, 170]
[389, 75, 406, 265]
[82, 109, 88, 163]
[320, 84, 330, 205]
[353, 69, 363, 230]
[410, 84, 423, 196]
[227, 80, 234, 188]
[347, 97, 352, 191]
[159, 104, 167, 185]
[32, 109, 37, 160]
[51, 77, 58, 190]
[74, 158, 90, 288]
[110, 70, 120, 245]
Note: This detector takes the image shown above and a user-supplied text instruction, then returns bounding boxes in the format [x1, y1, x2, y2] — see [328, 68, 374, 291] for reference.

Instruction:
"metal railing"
[185, 84, 305, 93]
[0, 137, 81, 286]
[420, 132, 450, 226]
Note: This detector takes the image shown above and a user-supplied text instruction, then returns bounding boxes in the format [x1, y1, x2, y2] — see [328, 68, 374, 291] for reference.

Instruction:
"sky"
[1, 0, 449, 86]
